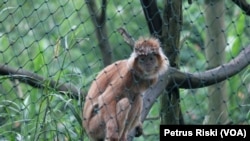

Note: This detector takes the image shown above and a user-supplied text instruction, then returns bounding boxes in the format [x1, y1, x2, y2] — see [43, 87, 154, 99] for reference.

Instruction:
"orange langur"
[83, 37, 169, 141]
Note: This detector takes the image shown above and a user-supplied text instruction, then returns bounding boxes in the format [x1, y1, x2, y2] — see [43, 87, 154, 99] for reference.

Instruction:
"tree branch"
[232, 0, 250, 16]
[117, 27, 135, 49]
[140, 0, 163, 38]
[85, 0, 112, 66]
[0, 64, 81, 99]
[170, 45, 250, 88]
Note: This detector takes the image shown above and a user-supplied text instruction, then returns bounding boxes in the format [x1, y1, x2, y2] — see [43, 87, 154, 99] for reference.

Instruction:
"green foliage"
[0, 0, 249, 140]
[0, 77, 84, 140]
[179, 1, 250, 125]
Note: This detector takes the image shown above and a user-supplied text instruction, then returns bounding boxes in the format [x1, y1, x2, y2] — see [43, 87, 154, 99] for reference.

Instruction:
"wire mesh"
[0, 0, 249, 141]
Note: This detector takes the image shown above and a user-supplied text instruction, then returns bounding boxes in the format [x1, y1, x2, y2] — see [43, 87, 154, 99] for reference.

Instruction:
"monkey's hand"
[134, 123, 143, 137]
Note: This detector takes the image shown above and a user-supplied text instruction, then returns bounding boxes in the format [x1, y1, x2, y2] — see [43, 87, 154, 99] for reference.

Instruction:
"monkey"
[83, 37, 169, 141]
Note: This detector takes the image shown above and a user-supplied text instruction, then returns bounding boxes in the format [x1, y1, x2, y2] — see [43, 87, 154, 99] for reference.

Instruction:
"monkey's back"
[82, 60, 131, 129]
[84, 59, 130, 102]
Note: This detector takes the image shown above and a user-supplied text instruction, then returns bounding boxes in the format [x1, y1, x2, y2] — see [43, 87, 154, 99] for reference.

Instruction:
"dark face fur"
[135, 53, 160, 78]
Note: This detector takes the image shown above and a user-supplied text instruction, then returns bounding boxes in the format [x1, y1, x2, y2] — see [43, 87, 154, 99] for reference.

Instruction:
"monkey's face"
[135, 54, 160, 77]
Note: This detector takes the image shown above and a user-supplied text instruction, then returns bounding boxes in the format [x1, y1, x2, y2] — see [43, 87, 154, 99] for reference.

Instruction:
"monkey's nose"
[144, 66, 152, 73]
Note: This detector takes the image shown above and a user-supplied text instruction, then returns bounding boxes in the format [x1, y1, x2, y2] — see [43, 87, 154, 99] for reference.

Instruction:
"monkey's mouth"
[145, 66, 158, 73]
[143, 66, 158, 77]
[144, 67, 151, 73]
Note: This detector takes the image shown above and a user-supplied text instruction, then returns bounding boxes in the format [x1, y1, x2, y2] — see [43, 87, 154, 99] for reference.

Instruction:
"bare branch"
[0, 64, 81, 99]
[117, 27, 135, 49]
[117, 27, 135, 47]
[170, 46, 250, 88]
[232, 0, 250, 16]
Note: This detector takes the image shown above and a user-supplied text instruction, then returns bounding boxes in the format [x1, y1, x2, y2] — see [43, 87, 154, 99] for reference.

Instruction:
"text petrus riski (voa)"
[160, 125, 249, 140]
[164, 129, 218, 136]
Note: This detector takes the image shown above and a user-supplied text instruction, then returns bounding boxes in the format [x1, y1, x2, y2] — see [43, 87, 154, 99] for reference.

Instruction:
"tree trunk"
[160, 0, 183, 124]
[204, 0, 229, 124]
[85, 0, 112, 66]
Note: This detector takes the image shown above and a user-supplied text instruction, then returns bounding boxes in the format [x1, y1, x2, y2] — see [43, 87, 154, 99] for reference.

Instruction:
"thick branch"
[0, 64, 81, 99]
[169, 45, 250, 88]
[160, 0, 183, 125]
[232, 0, 250, 16]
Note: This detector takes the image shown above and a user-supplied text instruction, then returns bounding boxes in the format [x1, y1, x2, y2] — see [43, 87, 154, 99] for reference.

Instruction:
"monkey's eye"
[138, 56, 145, 63]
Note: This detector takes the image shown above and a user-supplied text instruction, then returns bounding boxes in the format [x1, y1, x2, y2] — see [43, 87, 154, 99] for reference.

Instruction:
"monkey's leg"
[105, 120, 119, 141]
[130, 97, 143, 137]
[103, 100, 120, 141]
[87, 114, 106, 141]
[105, 98, 131, 141]
[116, 98, 131, 141]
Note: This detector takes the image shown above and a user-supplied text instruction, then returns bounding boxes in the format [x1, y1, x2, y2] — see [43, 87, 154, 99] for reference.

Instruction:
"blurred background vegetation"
[0, 0, 249, 140]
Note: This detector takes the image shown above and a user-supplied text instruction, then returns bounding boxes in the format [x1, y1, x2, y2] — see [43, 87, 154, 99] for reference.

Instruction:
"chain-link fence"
[0, 0, 249, 140]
